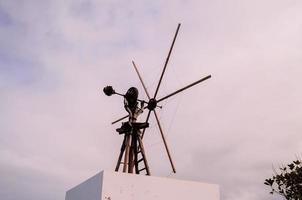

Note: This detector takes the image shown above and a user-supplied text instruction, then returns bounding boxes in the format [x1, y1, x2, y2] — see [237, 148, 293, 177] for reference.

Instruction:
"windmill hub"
[147, 98, 157, 110]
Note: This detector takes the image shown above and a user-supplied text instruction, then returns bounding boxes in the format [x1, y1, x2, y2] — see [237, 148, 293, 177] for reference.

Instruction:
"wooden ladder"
[115, 129, 150, 175]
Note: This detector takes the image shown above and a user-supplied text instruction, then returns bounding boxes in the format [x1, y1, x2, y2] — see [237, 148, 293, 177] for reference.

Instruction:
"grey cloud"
[1, 0, 302, 200]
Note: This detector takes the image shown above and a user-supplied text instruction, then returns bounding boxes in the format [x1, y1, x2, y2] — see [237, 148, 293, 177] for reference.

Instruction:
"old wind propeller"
[103, 23, 211, 175]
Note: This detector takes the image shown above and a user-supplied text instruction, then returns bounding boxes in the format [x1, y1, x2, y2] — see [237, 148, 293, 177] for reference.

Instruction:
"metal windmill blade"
[139, 23, 181, 138]
[130, 24, 181, 173]
[132, 61, 176, 173]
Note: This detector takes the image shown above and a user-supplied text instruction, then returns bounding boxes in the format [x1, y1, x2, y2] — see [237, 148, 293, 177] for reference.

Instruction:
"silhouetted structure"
[103, 23, 211, 175]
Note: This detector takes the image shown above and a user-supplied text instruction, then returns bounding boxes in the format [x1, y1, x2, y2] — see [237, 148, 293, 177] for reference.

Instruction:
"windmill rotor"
[132, 61, 176, 173]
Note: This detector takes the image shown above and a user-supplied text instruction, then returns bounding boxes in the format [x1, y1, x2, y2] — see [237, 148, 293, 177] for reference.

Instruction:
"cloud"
[0, 0, 302, 200]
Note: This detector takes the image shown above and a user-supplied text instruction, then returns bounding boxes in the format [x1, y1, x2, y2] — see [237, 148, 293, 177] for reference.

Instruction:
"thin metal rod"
[115, 92, 146, 104]
[132, 61, 151, 99]
[142, 110, 151, 138]
[153, 110, 176, 173]
[112, 115, 128, 124]
[132, 60, 152, 138]
[153, 23, 181, 99]
[158, 75, 211, 103]
[114, 92, 124, 97]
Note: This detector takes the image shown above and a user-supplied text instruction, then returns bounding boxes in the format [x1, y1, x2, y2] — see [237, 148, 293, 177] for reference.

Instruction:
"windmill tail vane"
[103, 23, 211, 176]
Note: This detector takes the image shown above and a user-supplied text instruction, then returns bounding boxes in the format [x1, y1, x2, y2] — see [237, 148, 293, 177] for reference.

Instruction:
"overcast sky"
[1, 0, 302, 200]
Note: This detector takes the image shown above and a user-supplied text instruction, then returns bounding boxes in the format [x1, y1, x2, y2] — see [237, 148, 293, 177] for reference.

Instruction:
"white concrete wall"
[65, 171, 220, 200]
[65, 172, 103, 200]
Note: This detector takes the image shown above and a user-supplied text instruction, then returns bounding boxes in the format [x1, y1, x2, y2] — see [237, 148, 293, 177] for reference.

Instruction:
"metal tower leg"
[123, 134, 132, 173]
[115, 136, 126, 172]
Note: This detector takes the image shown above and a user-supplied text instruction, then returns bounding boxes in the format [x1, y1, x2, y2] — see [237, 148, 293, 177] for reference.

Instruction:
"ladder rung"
[139, 168, 146, 172]
[137, 158, 144, 163]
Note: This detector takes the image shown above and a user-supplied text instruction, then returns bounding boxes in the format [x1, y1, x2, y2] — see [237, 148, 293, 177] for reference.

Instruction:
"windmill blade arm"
[153, 110, 176, 173]
[153, 23, 181, 99]
[132, 61, 151, 100]
[157, 75, 211, 103]
[111, 115, 129, 124]
[141, 110, 151, 138]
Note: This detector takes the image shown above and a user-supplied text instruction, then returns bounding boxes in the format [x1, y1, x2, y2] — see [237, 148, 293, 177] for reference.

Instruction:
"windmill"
[103, 23, 211, 176]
